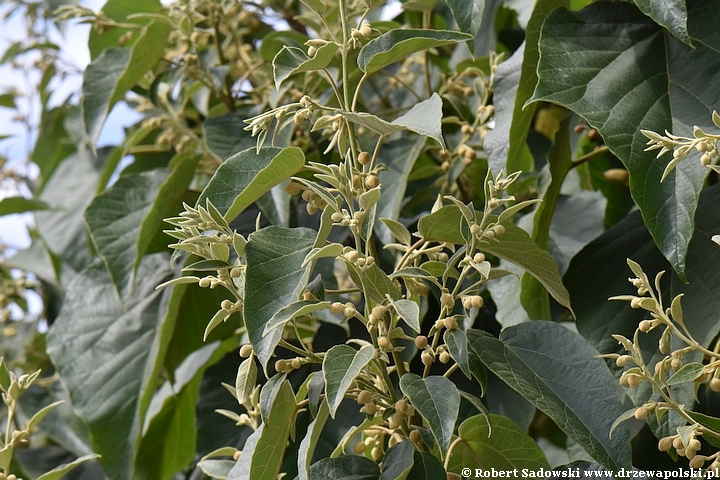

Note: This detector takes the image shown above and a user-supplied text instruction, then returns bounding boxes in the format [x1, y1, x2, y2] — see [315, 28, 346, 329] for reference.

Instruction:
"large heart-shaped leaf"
[46, 254, 172, 480]
[197, 146, 305, 222]
[244, 226, 316, 370]
[633, 0, 690, 45]
[446, 414, 549, 472]
[323, 345, 375, 417]
[529, 1, 720, 280]
[399, 374, 460, 458]
[273, 43, 339, 89]
[564, 183, 720, 438]
[468, 323, 632, 471]
[82, 20, 170, 144]
[357, 29, 472, 74]
[85, 156, 198, 299]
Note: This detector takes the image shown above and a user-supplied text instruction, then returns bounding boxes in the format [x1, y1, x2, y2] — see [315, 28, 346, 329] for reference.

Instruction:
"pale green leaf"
[245, 227, 316, 370]
[323, 345, 375, 417]
[357, 29, 472, 74]
[399, 373, 459, 458]
[228, 381, 296, 480]
[340, 95, 445, 150]
[27, 400, 64, 431]
[236, 355, 258, 406]
[263, 300, 331, 335]
[273, 43, 339, 89]
[666, 362, 704, 385]
[198, 459, 236, 480]
[83, 20, 170, 144]
[37, 454, 102, 480]
[444, 329, 470, 379]
[297, 401, 330, 480]
[197, 147, 305, 222]
[388, 298, 420, 333]
[308, 455, 380, 479]
[446, 414, 549, 473]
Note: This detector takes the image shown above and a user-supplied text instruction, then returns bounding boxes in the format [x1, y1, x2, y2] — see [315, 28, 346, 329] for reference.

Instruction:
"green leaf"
[202, 109, 257, 161]
[565, 183, 720, 438]
[389, 298, 420, 333]
[308, 455, 381, 480]
[297, 401, 330, 480]
[198, 459, 236, 480]
[418, 206, 572, 313]
[0, 196, 49, 216]
[444, 328, 470, 379]
[379, 218, 412, 246]
[259, 30, 309, 62]
[197, 146, 305, 222]
[323, 345, 375, 417]
[236, 354, 257, 406]
[0, 93, 15, 108]
[486, 0, 566, 174]
[83, 20, 170, 144]
[345, 262, 401, 303]
[340, 95, 445, 150]
[0, 358, 10, 391]
[666, 362, 705, 385]
[273, 43, 339, 89]
[468, 323, 632, 471]
[27, 400, 64, 431]
[529, 2, 720, 280]
[263, 300, 331, 335]
[399, 373, 460, 458]
[407, 451, 446, 479]
[37, 151, 100, 272]
[447, 0, 484, 36]
[46, 255, 172, 480]
[686, 411, 720, 448]
[381, 441, 415, 480]
[135, 342, 232, 480]
[31, 106, 75, 187]
[36, 454, 102, 480]
[357, 29, 472, 74]
[634, 0, 690, 45]
[245, 226, 316, 370]
[87, 0, 162, 59]
[446, 414, 549, 473]
[228, 380, 296, 480]
[87, 155, 198, 299]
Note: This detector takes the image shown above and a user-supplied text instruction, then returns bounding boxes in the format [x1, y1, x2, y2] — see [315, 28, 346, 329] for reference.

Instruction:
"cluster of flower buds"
[641, 111, 720, 180]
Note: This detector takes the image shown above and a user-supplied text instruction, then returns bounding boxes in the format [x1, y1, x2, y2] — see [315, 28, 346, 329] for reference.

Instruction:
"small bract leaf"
[37, 454, 102, 480]
[263, 300, 331, 335]
[389, 298, 421, 333]
[236, 354, 257, 406]
[666, 362, 704, 385]
[273, 43, 339, 89]
[323, 345, 375, 417]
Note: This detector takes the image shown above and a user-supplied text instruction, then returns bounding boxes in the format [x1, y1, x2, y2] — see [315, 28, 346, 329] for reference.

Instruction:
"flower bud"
[492, 224, 506, 236]
[357, 390, 372, 404]
[421, 351, 434, 366]
[689, 455, 706, 469]
[240, 344, 253, 358]
[395, 399, 408, 414]
[285, 182, 302, 195]
[634, 407, 648, 420]
[638, 320, 652, 332]
[372, 305, 387, 318]
[365, 175, 380, 189]
[658, 436, 673, 452]
[378, 336, 390, 350]
[710, 377, 720, 392]
[672, 436, 684, 450]
[444, 316, 458, 330]
[439, 351, 451, 364]
[358, 151, 371, 165]
[470, 224, 482, 236]
[701, 153, 712, 167]
[410, 429, 422, 444]
[440, 293, 455, 308]
[330, 302, 345, 314]
[365, 401, 377, 415]
[415, 336, 428, 349]
[354, 441, 366, 454]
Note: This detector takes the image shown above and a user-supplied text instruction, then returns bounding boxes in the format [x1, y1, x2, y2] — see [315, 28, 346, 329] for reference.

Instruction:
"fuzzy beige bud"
[421, 351, 434, 366]
[378, 336, 390, 350]
[440, 293, 455, 309]
[415, 336, 428, 349]
[357, 390, 372, 404]
[240, 344, 253, 358]
[358, 151, 371, 165]
[365, 175, 380, 189]
[444, 316, 458, 330]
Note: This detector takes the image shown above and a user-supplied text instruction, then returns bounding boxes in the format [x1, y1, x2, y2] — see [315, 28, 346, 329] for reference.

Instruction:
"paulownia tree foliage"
[0, 0, 719, 478]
